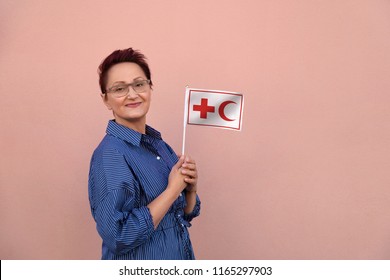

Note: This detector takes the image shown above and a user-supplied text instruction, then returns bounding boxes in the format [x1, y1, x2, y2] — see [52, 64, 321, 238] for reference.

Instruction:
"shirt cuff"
[183, 194, 201, 222]
[138, 206, 155, 238]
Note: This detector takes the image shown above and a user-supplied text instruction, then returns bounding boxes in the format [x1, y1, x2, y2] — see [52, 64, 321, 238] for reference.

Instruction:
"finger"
[177, 154, 190, 161]
[175, 155, 185, 169]
[184, 156, 195, 164]
[184, 177, 197, 185]
[181, 169, 197, 178]
[181, 162, 196, 170]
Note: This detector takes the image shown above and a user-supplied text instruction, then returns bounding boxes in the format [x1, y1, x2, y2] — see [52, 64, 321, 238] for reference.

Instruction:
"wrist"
[186, 188, 197, 194]
[165, 184, 182, 199]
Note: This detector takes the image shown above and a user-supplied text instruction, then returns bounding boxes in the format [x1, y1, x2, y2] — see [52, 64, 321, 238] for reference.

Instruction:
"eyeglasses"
[105, 79, 151, 98]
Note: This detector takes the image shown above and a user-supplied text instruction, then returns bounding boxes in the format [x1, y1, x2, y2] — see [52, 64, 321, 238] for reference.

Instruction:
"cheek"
[106, 98, 121, 110]
[140, 92, 152, 104]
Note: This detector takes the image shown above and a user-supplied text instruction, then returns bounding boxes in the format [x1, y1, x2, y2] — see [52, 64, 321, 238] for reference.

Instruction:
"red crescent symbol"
[218, 101, 236, 121]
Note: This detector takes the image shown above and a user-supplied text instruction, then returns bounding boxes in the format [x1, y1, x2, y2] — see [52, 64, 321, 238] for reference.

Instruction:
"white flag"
[185, 87, 244, 131]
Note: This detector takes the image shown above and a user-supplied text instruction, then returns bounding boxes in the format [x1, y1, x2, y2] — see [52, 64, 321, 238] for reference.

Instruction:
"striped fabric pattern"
[88, 120, 201, 260]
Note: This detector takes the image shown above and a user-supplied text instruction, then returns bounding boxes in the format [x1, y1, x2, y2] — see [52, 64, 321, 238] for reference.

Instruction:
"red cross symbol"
[193, 98, 215, 119]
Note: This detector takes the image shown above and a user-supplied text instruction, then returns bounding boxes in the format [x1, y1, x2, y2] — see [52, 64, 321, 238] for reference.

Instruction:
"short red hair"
[98, 48, 153, 93]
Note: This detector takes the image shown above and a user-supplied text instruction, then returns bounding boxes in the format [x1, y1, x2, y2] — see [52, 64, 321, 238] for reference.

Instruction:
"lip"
[125, 102, 142, 108]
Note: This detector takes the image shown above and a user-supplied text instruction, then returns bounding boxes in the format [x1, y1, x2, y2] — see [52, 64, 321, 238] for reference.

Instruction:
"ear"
[101, 93, 112, 110]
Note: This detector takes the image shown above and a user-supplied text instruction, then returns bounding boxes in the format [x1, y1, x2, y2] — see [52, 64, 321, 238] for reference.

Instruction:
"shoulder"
[91, 135, 129, 164]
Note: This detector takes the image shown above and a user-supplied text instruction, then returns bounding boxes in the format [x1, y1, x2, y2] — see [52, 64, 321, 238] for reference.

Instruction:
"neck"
[115, 117, 146, 134]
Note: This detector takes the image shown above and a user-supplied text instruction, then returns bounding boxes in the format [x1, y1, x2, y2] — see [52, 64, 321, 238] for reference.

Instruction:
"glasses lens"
[107, 80, 149, 97]
[109, 85, 129, 97]
[132, 80, 149, 93]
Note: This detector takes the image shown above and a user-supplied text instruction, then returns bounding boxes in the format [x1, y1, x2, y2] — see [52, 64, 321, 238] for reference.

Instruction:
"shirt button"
[181, 224, 184, 227]
[156, 156, 161, 160]
[179, 193, 182, 197]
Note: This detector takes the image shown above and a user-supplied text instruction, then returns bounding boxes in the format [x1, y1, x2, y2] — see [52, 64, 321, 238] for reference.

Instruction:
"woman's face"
[102, 62, 152, 131]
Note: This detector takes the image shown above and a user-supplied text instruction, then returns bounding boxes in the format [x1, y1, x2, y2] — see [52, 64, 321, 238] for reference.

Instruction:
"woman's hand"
[149, 155, 199, 229]
[180, 155, 198, 193]
[167, 155, 188, 195]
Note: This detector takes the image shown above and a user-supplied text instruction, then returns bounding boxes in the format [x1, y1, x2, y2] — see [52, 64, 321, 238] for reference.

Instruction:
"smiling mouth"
[125, 102, 142, 108]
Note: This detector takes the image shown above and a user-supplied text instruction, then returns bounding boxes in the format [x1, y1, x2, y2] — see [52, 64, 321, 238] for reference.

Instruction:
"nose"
[126, 87, 139, 99]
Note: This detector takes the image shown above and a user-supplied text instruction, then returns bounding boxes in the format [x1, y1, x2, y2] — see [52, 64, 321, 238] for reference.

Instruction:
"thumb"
[175, 155, 185, 168]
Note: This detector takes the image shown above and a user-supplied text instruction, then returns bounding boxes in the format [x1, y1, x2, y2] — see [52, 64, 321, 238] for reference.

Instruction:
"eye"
[134, 81, 145, 88]
[112, 86, 125, 93]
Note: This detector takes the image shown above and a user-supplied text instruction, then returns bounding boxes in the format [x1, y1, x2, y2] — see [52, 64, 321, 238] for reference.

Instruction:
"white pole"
[181, 86, 190, 155]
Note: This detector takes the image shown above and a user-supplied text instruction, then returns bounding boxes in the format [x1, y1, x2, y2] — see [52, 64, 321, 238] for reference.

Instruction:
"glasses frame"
[105, 79, 151, 98]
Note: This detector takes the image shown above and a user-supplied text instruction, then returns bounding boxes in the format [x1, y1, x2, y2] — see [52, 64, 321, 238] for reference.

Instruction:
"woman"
[88, 48, 201, 260]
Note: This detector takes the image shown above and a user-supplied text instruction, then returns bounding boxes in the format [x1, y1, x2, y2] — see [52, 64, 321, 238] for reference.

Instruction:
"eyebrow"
[110, 77, 145, 87]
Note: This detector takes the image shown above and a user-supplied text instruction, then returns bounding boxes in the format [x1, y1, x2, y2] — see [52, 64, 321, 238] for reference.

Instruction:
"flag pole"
[181, 86, 189, 155]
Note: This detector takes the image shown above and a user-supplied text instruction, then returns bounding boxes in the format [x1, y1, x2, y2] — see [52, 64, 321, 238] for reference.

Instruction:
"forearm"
[184, 190, 197, 214]
[147, 186, 181, 229]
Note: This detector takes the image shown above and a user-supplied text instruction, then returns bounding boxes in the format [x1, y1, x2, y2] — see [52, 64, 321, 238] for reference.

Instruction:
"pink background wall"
[1, 0, 390, 259]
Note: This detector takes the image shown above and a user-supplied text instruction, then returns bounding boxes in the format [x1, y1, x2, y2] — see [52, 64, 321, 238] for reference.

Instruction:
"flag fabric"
[185, 87, 244, 131]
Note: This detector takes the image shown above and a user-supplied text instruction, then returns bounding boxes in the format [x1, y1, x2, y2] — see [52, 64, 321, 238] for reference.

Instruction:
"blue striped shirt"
[88, 120, 201, 260]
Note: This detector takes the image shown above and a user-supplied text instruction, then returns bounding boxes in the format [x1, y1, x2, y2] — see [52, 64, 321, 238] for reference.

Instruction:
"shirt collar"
[106, 120, 162, 146]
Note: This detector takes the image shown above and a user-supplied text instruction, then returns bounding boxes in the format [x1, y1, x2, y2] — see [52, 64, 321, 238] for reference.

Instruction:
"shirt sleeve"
[183, 193, 201, 222]
[89, 147, 155, 255]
